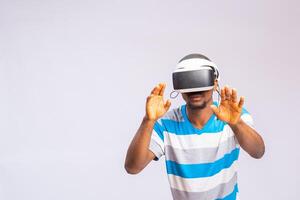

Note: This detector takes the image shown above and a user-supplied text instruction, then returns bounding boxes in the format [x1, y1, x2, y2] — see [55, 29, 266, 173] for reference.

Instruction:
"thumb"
[164, 99, 171, 111]
[210, 104, 220, 116]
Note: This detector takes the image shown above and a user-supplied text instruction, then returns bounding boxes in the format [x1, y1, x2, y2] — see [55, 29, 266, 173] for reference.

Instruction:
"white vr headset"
[172, 56, 220, 93]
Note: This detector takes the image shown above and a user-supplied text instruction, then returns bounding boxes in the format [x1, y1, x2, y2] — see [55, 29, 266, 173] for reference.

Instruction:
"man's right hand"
[145, 83, 171, 121]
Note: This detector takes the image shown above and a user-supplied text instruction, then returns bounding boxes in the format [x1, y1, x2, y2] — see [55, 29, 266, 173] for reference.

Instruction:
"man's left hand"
[210, 86, 244, 126]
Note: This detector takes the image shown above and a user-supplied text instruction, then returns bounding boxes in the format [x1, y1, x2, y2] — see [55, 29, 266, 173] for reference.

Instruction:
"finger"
[231, 88, 238, 103]
[164, 99, 171, 110]
[159, 83, 166, 96]
[225, 86, 231, 100]
[210, 105, 220, 116]
[146, 94, 153, 101]
[238, 96, 245, 108]
[151, 84, 160, 95]
[221, 87, 226, 101]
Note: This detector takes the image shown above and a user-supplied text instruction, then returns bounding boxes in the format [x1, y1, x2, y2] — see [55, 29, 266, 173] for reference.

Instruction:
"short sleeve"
[241, 107, 254, 128]
[148, 119, 165, 161]
[234, 107, 255, 147]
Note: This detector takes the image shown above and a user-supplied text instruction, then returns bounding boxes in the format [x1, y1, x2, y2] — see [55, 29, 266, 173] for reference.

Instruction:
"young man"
[125, 54, 265, 200]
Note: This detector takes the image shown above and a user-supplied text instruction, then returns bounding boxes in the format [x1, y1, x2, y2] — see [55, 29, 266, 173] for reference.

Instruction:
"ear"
[213, 79, 219, 91]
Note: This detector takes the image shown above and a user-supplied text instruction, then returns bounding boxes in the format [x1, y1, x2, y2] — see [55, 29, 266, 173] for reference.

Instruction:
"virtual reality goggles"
[172, 56, 220, 93]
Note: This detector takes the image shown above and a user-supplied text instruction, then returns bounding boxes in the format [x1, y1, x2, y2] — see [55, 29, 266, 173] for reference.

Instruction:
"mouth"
[188, 93, 204, 101]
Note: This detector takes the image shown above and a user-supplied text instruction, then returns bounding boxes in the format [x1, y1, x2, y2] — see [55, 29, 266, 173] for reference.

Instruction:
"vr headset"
[172, 55, 220, 93]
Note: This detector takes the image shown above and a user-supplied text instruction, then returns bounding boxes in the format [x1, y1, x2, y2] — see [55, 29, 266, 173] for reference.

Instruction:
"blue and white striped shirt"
[149, 101, 254, 200]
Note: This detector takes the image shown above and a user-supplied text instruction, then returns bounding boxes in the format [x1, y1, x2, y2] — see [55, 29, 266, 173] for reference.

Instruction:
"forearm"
[125, 116, 155, 172]
[229, 119, 265, 159]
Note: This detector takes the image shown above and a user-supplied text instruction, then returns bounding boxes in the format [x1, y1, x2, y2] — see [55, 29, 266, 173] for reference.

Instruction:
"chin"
[188, 101, 207, 110]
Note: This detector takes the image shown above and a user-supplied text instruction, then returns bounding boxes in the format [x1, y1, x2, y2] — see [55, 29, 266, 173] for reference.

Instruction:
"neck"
[186, 99, 214, 129]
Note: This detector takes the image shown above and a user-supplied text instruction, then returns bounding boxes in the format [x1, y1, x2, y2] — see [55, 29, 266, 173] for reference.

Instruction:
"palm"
[211, 86, 244, 125]
[147, 96, 167, 120]
[146, 83, 171, 121]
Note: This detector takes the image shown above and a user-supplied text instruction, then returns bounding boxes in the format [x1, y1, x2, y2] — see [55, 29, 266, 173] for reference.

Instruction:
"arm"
[211, 85, 265, 159]
[124, 117, 156, 174]
[229, 118, 265, 159]
[124, 83, 171, 174]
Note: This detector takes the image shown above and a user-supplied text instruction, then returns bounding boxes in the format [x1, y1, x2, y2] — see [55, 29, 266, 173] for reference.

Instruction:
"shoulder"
[160, 105, 184, 122]
[241, 107, 251, 115]
[241, 106, 254, 127]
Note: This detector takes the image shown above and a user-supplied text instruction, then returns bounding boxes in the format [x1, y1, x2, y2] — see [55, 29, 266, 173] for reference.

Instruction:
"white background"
[1, 0, 299, 199]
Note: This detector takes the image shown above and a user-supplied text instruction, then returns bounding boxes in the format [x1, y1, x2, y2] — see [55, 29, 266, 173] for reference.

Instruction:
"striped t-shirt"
[148, 101, 254, 200]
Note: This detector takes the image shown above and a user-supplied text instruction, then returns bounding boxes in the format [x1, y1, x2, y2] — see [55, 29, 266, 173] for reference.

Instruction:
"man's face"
[182, 89, 213, 110]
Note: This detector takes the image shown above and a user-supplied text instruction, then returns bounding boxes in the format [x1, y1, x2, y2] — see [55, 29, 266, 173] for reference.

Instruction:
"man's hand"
[145, 83, 171, 121]
[210, 86, 244, 126]
[210, 86, 265, 159]
[125, 83, 171, 174]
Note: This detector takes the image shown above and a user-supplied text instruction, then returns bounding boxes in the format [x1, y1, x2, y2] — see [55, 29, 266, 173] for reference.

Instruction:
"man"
[124, 54, 265, 200]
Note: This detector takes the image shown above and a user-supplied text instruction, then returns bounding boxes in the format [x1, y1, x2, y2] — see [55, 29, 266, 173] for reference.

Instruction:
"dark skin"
[183, 80, 265, 159]
[125, 82, 265, 174]
[181, 88, 215, 129]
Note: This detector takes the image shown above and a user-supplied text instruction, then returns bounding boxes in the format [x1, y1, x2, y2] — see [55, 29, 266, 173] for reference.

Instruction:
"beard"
[187, 100, 207, 110]
[186, 92, 212, 110]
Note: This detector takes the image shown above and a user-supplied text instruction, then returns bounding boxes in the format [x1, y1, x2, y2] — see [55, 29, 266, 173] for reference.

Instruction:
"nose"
[187, 91, 205, 97]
